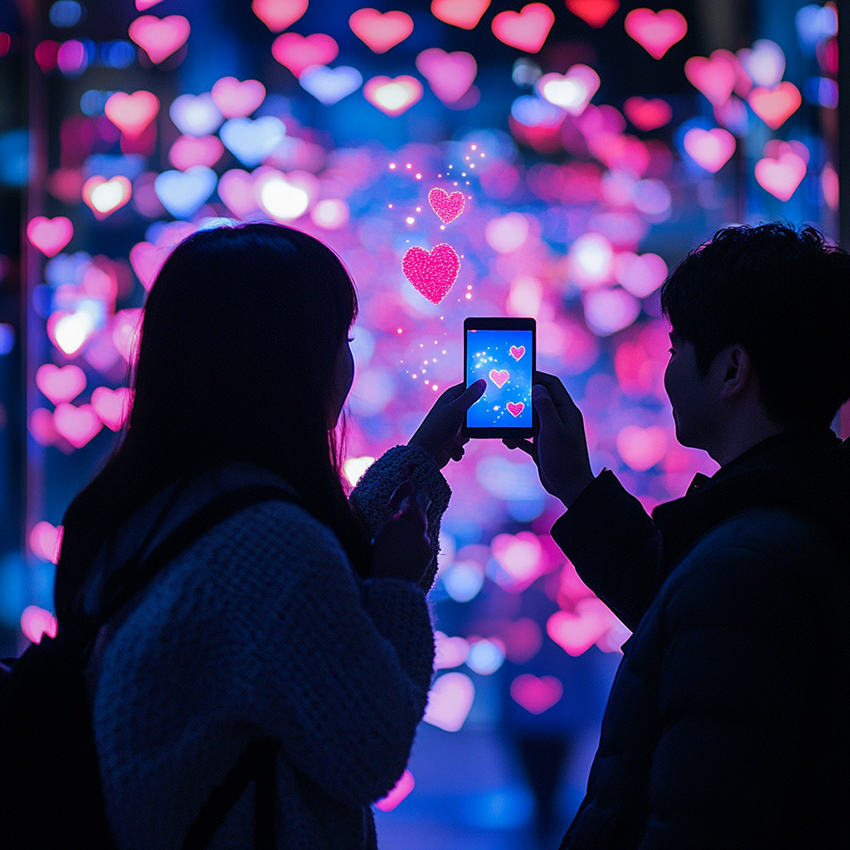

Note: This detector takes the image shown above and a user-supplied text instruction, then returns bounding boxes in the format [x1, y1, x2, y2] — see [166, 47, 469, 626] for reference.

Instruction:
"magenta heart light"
[510, 674, 563, 714]
[128, 14, 191, 64]
[415, 48, 477, 104]
[271, 32, 338, 77]
[375, 769, 415, 812]
[617, 424, 668, 470]
[20, 605, 58, 644]
[53, 402, 103, 448]
[684, 50, 738, 106]
[252, 0, 308, 32]
[754, 149, 807, 201]
[401, 243, 460, 304]
[29, 521, 63, 564]
[428, 187, 465, 223]
[423, 672, 475, 732]
[91, 386, 132, 431]
[431, 0, 491, 30]
[36, 363, 86, 404]
[27, 216, 73, 257]
[363, 75, 423, 116]
[624, 8, 688, 59]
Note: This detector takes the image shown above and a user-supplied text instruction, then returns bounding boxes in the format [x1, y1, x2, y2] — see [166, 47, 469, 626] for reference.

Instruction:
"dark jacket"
[553, 429, 849, 849]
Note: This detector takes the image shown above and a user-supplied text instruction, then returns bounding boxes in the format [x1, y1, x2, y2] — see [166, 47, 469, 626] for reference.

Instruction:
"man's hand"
[503, 371, 594, 508]
[409, 379, 486, 469]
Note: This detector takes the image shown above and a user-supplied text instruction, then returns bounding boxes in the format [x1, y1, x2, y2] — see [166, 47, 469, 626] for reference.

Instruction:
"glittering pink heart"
[509, 345, 525, 361]
[507, 401, 524, 417]
[489, 368, 509, 388]
[428, 188, 465, 223]
[401, 243, 460, 304]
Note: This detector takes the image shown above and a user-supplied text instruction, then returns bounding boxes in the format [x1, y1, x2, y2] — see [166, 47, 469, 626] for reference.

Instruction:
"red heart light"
[624, 8, 687, 59]
[271, 32, 338, 77]
[363, 75, 423, 116]
[489, 368, 509, 388]
[431, 0, 491, 30]
[566, 0, 619, 28]
[401, 243, 460, 304]
[428, 187, 465, 223]
[349, 8, 413, 54]
[415, 48, 477, 105]
[104, 90, 160, 138]
[491, 2, 555, 53]
[748, 82, 801, 129]
[211, 77, 266, 118]
[252, 0, 308, 32]
[128, 15, 191, 64]
[27, 216, 73, 257]
[623, 96, 671, 130]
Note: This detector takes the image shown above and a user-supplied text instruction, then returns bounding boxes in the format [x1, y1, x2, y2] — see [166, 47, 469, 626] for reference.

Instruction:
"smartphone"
[463, 317, 536, 438]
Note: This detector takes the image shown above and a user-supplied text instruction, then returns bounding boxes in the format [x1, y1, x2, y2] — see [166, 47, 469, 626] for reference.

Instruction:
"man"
[507, 224, 849, 849]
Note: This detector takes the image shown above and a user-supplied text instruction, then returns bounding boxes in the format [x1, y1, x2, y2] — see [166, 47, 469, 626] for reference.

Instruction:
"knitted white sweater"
[87, 445, 450, 850]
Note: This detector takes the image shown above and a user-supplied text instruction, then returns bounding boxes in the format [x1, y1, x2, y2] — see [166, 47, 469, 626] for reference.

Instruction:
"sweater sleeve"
[350, 444, 452, 591]
[551, 470, 660, 630]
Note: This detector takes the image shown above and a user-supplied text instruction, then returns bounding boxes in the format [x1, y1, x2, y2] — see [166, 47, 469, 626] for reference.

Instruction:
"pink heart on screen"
[128, 15, 191, 64]
[104, 90, 160, 138]
[36, 364, 86, 405]
[428, 187, 465, 223]
[510, 674, 563, 714]
[624, 8, 688, 59]
[416, 49, 477, 105]
[211, 77, 266, 118]
[53, 402, 103, 449]
[506, 401, 525, 417]
[491, 3, 555, 53]
[489, 369, 509, 388]
[252, 0, 308, 32]
[349, 8, 413, 54]
[431, 0, 490, 30]
[27, 216, 73, 256]
[509, 345, 525, 361]
[401, 243, 460, 304]
[271, 32, 338, 77]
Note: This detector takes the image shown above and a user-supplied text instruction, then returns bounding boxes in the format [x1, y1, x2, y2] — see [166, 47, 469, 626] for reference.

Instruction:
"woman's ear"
[719, 344, 753, 399]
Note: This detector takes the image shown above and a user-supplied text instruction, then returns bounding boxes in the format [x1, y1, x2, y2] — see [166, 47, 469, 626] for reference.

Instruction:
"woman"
[56, 223, 484, 849]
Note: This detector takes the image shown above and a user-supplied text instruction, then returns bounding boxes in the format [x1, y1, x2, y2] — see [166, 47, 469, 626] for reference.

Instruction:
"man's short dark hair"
[660, 222, 850, 429]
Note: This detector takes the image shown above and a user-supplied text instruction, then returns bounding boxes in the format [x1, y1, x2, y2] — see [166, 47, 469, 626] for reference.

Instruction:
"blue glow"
[0, 323, 15, 355]
[49, 1, 83, 28]
[0, 129, 29, 187]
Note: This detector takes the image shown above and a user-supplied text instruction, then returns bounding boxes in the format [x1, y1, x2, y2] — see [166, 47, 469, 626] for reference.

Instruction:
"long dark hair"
[55, 223, 371, 622]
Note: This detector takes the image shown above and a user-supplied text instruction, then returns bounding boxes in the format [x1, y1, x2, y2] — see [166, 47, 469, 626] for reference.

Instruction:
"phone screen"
[464, 317, 535, 438]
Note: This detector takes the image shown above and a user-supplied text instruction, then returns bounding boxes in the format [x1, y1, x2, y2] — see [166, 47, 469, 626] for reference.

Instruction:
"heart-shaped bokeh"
[423, 672, 475, 732]
[363, 75, 423, 116]
[624, 8, 688, 59]
[431, 0, 490, 30]
[299, 65, 363, 105]
[211, 77, 266, 118]
[252, 0, 308, 32]
[491, 2, 555, 53]
[128, 14, 191, 64]
[566, 0, 619, 28]
[349, 8, 413, 54]
[36, 364, 86, 405]
[271, 32, 338, 77]
[27, 216, 73, 257]
[510, 674, 563, 714]
[104, 90, 160, 138]
[683, 127, 736, 172]
[415, 49, 477, 105]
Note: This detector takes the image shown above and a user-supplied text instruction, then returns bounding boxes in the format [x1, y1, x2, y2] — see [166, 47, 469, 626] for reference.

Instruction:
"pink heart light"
[537, 65, 600, 116]
[91, 386, 132, 431]
[547, 599, 612, 656]
[738, 39, 785, 88]
[20, 606, 58, 645]
[489, 368, 509, 388]
[82, 176, 132, 219]
[36, 363, 86, 404]
[349, 8, 413, 54]
[485, 212, 529, 253]
[401, 243, 460, 304]
[363, 75, 423, 116]
[624, 8, 687, 59]
[431, 0, 490, 30]
[27, 216, 73, 257]
[211, 77, 266, 118]
[748, 82, 801, 130]
[218, 169, 259, 217]
[506, 401, 525, 417]
[623, 96, 672, 130]
[754, 149, 806, 202]
[169, 93, 223, 136]
[128, 15, 191, 65]
[510, 674, 563, 714]
[29, 521, 63, 564]
[271, 32, 338, 77]
[54, 402, 103, 449]
[616, 424, 667, 471]
[129, 241, 166, 290]
[168, 135, 225, 170]
[434, 631, 470, 669]
[491, 531, 542, 586]
[683, 127, 736, 173]
[582, 288, 640, 336]
[423, 672, 475, 732]
[415, 48, 477, 105]
[30, 408, 58, 446]
[566, 0, 619, 28]
[491, 3, 555, 53]
[375, 769, 415, 812]
[509, 345, 525, 360]
[104, 90, 160, 138]
[252, 0, 308, 32]
[112, 308, 143, 364]
[614, 252, 668, 298]
[428, 187, 465, 223]
[684, 50, 738, 106]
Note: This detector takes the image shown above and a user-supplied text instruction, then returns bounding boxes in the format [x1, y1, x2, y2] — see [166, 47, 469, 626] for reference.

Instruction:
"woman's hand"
[371, 480, 433, 584]
[408, 379, 486, 469]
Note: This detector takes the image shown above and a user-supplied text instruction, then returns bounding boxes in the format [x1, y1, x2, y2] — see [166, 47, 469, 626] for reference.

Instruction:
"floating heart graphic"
[582, 288, 641, 336]
[27, 216, 73, 256]
[104, 90, 160, 138]
[82, 175, 132, 219]
[376, 769, 415, 813]
[91, 386, 132, 431]
[623, 96, 671, 130]
[415, 48, 477, 104]
[54, 402, 103, 448]
[423, 672, 475, 732]
[566, 0, 619, 28]
[220, 116, 286, 166]
[624, 8, 687, 59]
[537, 65, 600, 115]
[507, 401, 525, 417]
[547, 599, 612, 656]
[754, 150, 806, 201]
[509, 345, 525, 360]
[428, 187, 465, 223]
[684, 50, 738, 106]
[431, 0, 490, 29]
[154, 166, 217, 219]
[169, 134, 224, 170]
[489, 368, 509, 388]
[617, 424, 667, 470]
[169, 92, 223, 136]
[271, 32, 338, 77]
[252, 0, 308, 32]
[350, 8, 413, 53]
[402, 243, 460, 304]
[217, 169, 258, 217]
[211, 77, 266, 118]
[363, 75, 423, 116]
[491, 3, 555, 53]
[129, 241, 166, 290]
[36, 364, 86, 404]
[683, 127, 736, 172]
[510, 674, 563, 714]
[20, 606, 58, 644]
[300, 65, 363, 105]
[748, 82, 801, 130]
[29, 521, 63, 564]
[128, 15, 191, 64]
